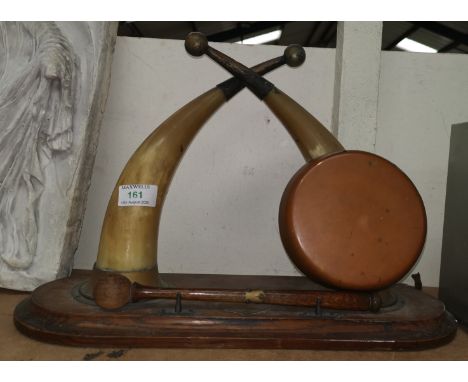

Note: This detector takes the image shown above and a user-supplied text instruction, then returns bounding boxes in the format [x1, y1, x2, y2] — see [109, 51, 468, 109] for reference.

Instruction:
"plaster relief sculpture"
[0, 22, 117, 290]
[0, 22, 76, 269]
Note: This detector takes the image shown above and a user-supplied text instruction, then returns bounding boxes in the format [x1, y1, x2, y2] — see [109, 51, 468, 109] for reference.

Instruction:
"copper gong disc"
[279, 150, 427, 291]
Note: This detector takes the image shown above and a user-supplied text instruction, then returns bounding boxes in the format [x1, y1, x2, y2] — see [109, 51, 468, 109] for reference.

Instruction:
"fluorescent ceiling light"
[235, 29, 282, 45]
[396, 38, 437, 53]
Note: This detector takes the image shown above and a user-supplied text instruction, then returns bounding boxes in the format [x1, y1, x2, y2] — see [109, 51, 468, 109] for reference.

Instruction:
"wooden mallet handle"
[93, 273, 381, 312]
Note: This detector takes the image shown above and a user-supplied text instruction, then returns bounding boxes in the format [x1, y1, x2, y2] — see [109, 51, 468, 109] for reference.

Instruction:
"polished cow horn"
[91, 45, 306, 292]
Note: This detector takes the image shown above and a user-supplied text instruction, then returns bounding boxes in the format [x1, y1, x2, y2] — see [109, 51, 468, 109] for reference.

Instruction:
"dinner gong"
[13, 33, 456, 350]
[279, 150, 427, 291]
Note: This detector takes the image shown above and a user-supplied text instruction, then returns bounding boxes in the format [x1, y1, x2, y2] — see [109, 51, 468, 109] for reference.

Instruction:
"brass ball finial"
[185, 32, 208, 57]
[284, 45, 306, 67]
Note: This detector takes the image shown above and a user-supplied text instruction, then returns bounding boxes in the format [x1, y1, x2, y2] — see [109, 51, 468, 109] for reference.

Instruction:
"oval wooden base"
[14, 272, 456, 350]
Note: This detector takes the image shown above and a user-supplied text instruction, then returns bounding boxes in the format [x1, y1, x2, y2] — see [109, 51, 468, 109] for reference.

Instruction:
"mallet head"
[93, 272, 132, 310]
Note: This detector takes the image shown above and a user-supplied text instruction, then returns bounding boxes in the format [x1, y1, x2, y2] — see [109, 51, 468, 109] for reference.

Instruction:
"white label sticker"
[118, 184, 158, 207]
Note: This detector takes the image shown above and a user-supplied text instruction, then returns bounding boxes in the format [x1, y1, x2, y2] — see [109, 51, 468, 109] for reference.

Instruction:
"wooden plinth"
[14, 272, 456, 350]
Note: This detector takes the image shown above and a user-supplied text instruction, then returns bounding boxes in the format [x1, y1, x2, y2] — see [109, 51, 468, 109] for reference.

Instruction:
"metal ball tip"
[284, 45, 306, 68]
[185, 32, 208, 57]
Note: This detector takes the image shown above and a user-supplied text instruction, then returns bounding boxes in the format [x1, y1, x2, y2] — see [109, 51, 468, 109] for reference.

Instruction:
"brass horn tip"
[284, 44, 306, 68]
[185, 32, 208, 57]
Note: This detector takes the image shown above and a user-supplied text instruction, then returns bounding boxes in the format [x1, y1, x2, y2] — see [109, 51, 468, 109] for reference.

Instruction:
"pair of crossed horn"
[93, 32, 426, 299]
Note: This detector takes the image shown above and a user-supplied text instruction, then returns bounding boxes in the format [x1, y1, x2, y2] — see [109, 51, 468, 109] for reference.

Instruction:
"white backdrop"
[376, 50, 468, 286]
[74, 37, 468, 287]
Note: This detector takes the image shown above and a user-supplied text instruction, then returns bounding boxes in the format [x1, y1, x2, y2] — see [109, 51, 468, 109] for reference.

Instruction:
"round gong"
[279, 150, 427, 291]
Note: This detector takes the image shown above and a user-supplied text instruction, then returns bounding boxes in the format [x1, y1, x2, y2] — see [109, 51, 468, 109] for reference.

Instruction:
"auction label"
[118, 184, 158, 207]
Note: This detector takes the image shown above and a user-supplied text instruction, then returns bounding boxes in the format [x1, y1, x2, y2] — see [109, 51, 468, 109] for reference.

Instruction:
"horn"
[184, 32, 345, 161]
[90, 46, 306, 292]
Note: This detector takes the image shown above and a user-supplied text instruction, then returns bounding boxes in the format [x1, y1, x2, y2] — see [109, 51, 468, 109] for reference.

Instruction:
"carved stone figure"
[0, 22, 117, 290]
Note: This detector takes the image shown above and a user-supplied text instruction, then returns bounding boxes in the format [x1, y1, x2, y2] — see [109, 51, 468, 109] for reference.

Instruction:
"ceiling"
[118, 21, 468, 54]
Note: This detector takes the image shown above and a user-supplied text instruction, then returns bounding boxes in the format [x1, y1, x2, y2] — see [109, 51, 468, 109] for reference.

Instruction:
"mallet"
[93, 272, 381, 312]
